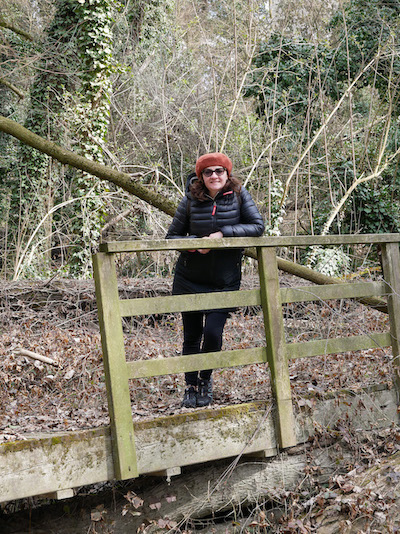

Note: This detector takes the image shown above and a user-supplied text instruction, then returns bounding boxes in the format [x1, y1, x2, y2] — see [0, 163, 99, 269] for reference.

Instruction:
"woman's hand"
[198, 231, 223, 254]
[208, 231, 223, 239]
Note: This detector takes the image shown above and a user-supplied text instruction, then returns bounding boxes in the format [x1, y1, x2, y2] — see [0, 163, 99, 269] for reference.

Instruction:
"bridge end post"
[257, 246, 297, 449]
[380, 242, 400, 403]
[93, 252, 138, 480]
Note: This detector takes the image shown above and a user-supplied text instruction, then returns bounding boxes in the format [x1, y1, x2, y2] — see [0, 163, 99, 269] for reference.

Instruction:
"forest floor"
[1, 275, 400, 533]
[0, 275, 393, 441]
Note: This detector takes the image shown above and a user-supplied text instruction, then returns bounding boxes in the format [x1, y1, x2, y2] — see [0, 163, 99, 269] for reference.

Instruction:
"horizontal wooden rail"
[127, 347, 267, 379]
[119, 281, 389, 317]
[119, 289, 260, 316]
[100, 234, 400, 253]
[126, 332, 392, 379]
[287, 332, 391, 360]
[280, 281, 389, 304]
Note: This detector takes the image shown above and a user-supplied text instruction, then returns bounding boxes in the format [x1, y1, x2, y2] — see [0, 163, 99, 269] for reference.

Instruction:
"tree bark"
[0, 115, 388, 313]
[0, 78, 25, 99]
[0, 15, 34, 41]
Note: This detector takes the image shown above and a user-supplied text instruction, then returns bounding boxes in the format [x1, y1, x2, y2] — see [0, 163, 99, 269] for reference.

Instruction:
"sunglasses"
[202, 167, 226, 177]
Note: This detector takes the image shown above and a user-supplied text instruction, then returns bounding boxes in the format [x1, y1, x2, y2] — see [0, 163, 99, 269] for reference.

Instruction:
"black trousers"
[182, 310, 229, 386]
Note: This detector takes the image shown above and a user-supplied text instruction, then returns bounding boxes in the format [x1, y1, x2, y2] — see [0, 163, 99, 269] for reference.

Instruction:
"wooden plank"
[119, 282, 387, 318]
[99, 234, 400, 253]
[0, 403, 277, 503]
[119, 289, 261, 316]
[380, 242, 400, 397]
[257, 247, 297, 449]
[101, 237, 250, 253]
[93, 253, 137, 480]
[120, 282, 387, 317]
[0, 387, 397, 503]
[286, 332, 392, 360]
[127, 347, 267, 379]
[280, 281, 388, 304]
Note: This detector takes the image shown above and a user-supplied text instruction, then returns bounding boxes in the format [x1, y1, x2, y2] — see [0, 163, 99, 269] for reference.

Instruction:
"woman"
[167, 152, 265, 408]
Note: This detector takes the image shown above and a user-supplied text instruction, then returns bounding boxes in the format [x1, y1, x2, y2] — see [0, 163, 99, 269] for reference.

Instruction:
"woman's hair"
[190, 174, 242, 201]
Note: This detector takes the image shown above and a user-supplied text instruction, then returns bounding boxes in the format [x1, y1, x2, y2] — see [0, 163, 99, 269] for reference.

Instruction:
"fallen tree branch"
[0, 115, 178, 217]
[13, 348, 57, 366]
[247, 250, 388, 314]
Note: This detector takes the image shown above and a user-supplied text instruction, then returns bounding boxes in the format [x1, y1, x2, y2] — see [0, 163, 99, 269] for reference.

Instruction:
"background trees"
[1, 0, 399, 279]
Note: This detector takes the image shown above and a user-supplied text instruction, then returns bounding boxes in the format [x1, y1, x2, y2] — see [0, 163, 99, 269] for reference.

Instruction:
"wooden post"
[92, 252, 138, 479]
[257, 246, 297, 449]
[380, 242, 400, 400]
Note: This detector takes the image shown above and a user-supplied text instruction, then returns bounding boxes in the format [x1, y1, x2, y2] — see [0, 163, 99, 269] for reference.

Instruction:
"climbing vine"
[75, 0, 114, 161]
[2, 0, 118, 278]
[2, 0, 80, 278]
[64, 0, 115, 277]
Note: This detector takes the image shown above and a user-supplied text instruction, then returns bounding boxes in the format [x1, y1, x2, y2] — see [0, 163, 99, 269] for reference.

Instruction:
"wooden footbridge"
[1, 235, 400, 504]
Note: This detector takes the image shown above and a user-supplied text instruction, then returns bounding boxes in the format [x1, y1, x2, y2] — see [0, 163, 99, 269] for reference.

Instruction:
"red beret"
[195, 152, 233, 178]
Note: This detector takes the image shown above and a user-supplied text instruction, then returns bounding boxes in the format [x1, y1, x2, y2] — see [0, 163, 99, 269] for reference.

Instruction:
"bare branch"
[279, 55, 380, 209]
[0, 15, 34, 41]
[322, 145, 400, 236]
[0, 77, 25, 99]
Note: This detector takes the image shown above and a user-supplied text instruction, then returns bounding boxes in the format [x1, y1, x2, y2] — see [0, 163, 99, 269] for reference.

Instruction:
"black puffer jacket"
[166, 179, 264, 293]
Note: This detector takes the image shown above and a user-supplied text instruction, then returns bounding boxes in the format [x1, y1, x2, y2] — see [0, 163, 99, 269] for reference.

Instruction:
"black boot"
[197, 378, 212, 407]
[181, 386, 197, 408]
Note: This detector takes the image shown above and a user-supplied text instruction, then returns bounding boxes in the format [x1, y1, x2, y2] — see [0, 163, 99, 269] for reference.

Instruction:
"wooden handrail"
[93, 235, 400, 480]
[100, 233, 400, 253]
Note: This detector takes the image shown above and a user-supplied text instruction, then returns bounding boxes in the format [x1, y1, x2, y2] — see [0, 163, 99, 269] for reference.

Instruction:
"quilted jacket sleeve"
[219, 188, 264, 238]
[166, 197, 195, 239]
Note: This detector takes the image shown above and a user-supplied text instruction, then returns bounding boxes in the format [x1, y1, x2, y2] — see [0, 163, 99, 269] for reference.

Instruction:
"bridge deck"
[0, 384, 397, 504]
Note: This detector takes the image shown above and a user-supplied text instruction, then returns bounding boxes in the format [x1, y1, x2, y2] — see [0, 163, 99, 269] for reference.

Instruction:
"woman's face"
[202, 166, 228, 198]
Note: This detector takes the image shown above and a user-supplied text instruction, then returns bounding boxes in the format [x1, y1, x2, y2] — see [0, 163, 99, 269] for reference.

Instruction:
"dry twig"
[13, 348, 57, 366]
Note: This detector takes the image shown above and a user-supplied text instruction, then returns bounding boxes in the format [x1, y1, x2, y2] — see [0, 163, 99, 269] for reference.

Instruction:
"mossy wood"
[1, 387, 397, 503]
[93, 235, 400, 480]
[287, 332, 392, 359]
[126, 333, 392, 379]
[92, 253, 138, 480]
[120, 289, 261, 316]
[99, 234, 400, 253]
[127, 347, 267, 379]
[380, 243, 400, 396]
[257, 246, 297, 448]
[119, 281, 388, 317]
[280, 280, 388, 303]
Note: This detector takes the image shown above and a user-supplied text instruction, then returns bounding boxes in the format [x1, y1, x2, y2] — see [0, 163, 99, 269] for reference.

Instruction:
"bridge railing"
[93, 234, 400, 480]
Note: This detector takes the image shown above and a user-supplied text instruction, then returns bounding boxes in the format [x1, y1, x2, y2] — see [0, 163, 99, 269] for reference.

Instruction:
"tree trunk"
[0, 114, 388, 313]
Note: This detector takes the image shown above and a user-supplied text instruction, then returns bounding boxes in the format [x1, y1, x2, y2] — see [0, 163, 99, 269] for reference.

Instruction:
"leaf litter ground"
[1, 276, 400, 533]
[0, 275, 393, 440]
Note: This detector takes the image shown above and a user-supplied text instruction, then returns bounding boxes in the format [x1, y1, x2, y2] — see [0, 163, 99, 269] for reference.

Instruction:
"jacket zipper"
[210, 190, 233, 228]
